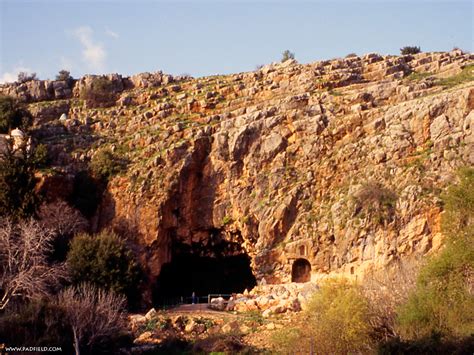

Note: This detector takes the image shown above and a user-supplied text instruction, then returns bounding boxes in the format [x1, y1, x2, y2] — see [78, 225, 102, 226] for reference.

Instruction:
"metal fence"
[156, 294, 233, 310]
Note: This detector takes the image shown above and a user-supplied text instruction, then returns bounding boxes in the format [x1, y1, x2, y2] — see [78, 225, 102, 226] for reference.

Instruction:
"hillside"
[1, 49, 473, 305]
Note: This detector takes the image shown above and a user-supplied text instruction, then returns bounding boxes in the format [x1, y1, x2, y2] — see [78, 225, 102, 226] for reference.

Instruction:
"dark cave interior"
[154, 233, 256, 305]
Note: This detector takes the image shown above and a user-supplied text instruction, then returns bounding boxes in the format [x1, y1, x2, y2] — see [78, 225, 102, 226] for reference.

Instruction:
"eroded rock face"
[26, 50, 474, 304]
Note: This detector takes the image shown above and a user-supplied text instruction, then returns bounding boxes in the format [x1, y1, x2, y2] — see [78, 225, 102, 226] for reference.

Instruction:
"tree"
[17, 72, 38, 83]
[400, 46, 421, 55]
[0, 95, 30, 134]
[38, 200, 88, 239]
[55, 70, 75, 87]
[89, 148, 128, 181]
[0, 218, 67, 310]
[281, 49, 295, 62]
[0, 142, 48, 219]
[67, 230, 141, 300]
[38, 200, 89, 261]
[58, 283, 126, 355]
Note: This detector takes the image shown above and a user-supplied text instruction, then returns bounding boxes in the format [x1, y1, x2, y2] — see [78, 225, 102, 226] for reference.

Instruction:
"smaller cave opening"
[153, 234, 256, 305]
[292, 258, 311, 283]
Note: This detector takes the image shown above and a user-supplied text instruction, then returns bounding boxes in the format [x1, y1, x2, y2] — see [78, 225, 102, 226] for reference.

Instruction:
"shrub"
[58, 283, 128, 354]
[17, 71, 37, 83]
[66, 230, 141, 302]
[89, 148, 128, 181]
[400, 46, 421, 55]
[363, 259, 419, 342]
[0, 143, 47, 219]
[281, 49, 295, 62]
[271, 327, 304, 353]
[353, 181, 397, 225]
[55, 70, 74, 87]
[0, 95, 30, 134]
[272, 278, 373, 354]
[396, 168, 474, 339]
[80, 76, 116, 108]
[38, 200, 89, 261]
[0, 218, 67, 310]
[306, 278, 373, 354]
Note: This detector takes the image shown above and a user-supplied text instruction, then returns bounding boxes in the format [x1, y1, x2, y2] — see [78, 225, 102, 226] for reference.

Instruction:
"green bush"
[396, 168, 474, 339]
[67, 230, 141, 302]
[272, 278, 373, 354]
[400, 46, 421, 55]
[55, 69, 74, 87]
[0, 144, 47, 219]
[80, 76, 116, 108]
[90, 148, 128, 181]
[281, 49, 295, 62]
[0, 95, 30, 134]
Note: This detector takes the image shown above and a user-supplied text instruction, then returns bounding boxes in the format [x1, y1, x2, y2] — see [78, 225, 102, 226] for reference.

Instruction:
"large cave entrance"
[292, 258, 311, 283]
[154, 232, 256, 305]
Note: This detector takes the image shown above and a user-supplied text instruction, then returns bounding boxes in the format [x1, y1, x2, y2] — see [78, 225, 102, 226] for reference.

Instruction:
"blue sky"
[0, 0, 472, 82]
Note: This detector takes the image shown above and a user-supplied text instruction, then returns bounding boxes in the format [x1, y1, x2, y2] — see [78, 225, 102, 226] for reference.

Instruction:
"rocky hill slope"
[2, 50, 473, 303]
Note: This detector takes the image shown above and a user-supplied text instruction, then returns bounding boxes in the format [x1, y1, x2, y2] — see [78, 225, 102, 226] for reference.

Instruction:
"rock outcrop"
[16, 50, 474, 303]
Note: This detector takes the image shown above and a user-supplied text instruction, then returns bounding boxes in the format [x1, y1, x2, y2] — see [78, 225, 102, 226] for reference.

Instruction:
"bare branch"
[58, 283, 126, 354]
[0, 218, 67, 309]
[38, 200, 89, 237]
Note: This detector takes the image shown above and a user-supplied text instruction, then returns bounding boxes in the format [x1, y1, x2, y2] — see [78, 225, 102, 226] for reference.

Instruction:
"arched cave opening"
[153, 232, 256, 305]
[292, 258, 311, 283]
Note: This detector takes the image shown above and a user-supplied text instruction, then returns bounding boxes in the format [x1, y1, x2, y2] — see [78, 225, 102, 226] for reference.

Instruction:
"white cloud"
[0, 66, 34, 84]
[105, 27, 119, 39]
[73, 26, 106, 71]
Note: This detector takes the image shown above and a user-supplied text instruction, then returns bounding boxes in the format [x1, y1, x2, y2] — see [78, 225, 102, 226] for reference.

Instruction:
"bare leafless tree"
[58, 283, 126, 355]
[0, 218, 67, 310]
[38, 200, 89, 237]
[363, 258, 419, 341]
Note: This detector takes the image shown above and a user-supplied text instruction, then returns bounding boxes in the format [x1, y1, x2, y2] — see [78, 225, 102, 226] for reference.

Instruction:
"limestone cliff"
[4, 50, 473, 300]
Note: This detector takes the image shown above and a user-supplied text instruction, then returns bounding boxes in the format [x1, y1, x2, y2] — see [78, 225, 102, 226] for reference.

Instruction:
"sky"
[0, 0, 472, 82]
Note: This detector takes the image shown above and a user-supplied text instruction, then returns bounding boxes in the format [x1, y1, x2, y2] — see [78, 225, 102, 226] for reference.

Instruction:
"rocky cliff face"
[6, 50, 473, 302]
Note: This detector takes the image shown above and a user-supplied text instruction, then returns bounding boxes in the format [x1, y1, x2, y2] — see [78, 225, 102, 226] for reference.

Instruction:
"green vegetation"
[89, 148, 128, 181]
[281, 49, 295, 62]
[67, 230, 141, 302]
[400, 46, 421, 55]
[221, 215, 232, 226]
[0, 95, 30, 133]
[396, 167, 474, 340]
[55, 69, 74, 86]
[272, 278, 372, 354]
[436, 64, 474, 89]
[405, 71, 433, 82]
[0, 143, 48, 219]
